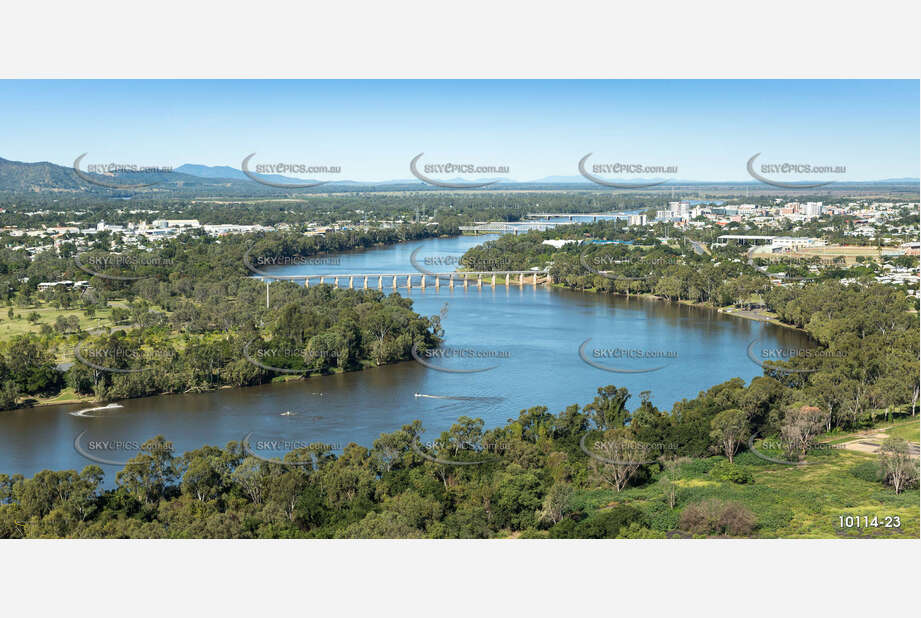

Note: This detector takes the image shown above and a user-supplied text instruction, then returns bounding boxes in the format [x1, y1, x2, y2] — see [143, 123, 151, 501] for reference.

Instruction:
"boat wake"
[70, 403, 123, 417]
[413, 394, 503, 403]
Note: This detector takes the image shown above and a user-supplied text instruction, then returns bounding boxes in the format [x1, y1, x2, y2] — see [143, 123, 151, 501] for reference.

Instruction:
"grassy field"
[569, 448, 919, 538]
[1, 299, 157, 408]
[886, 420, 921, 443]
[24, 386, 94, 407]
[816, 414, 919, 440]
[0, 300, 136, 362]
[0, 304, 120, 338]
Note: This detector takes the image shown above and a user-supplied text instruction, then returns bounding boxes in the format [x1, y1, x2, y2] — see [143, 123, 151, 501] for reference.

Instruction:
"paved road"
[689, 239, 710, 256]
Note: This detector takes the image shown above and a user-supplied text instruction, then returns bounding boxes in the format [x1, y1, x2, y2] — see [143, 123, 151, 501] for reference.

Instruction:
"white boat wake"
[413, 394, 503, 403]
[70, 403, 123, 417]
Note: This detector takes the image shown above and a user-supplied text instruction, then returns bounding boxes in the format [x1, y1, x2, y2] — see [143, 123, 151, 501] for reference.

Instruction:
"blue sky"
[0, 80, 917, 181]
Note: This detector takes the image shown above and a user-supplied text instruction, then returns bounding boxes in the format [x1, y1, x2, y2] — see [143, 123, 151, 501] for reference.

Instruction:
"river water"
[0, 234, 810, 482]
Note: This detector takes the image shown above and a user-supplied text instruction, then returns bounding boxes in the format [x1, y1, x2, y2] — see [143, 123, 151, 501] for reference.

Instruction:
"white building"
[203, 224, 267, 236]
[628, 214, 648, 226]
[803, 202, 823, 217]
[770, 237, 826, 251]
[542, 239, 580, 249]
[152, 219, 201, 229]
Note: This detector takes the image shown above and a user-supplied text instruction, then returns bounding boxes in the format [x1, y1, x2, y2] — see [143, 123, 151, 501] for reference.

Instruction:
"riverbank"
[399, 271, 805, 333]
[8, 355, 408, 412]
[548, 284, 807, 333]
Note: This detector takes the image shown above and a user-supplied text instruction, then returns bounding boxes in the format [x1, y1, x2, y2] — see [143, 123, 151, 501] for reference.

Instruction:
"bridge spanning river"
[459, 211, 638, 234]
[256, 270, 553, 290]
[255, 271, 553, 307]
[525, 212, 633, 221]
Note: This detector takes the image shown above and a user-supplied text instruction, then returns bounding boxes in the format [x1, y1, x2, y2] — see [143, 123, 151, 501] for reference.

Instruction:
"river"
[0, 234, 810, 482]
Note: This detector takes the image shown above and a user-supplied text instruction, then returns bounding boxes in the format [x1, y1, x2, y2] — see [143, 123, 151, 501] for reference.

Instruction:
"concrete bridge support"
[420, 275, 426, 289]
[393, 275, 398, 289]
[378, 276, 383, 289]
[304, 278, 309, 288]
[349, 276, 354, 289]
[491, 274, 496, 286]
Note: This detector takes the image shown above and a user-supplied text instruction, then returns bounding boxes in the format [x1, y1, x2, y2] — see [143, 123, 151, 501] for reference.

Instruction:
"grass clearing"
[570, 450, 919, 538]
[886, 420, 920, 443]
[0, 302, 128, 339]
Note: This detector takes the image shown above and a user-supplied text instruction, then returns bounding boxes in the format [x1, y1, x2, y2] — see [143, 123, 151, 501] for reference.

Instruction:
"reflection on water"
[0, 234, 811, 483]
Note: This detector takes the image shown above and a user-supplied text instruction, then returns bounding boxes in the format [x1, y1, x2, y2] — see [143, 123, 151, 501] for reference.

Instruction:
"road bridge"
[525, 212, 632, 221]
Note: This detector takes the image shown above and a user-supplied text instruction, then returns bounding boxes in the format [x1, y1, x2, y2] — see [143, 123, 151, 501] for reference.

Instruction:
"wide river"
[0, 234, 810, 483]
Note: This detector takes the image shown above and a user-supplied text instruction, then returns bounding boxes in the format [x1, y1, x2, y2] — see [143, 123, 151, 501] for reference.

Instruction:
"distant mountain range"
[174, 163, 338, 185]
[0, 156, 92, 192]
[173, 163, 249, 180]
[0, 156, 243, 193]
[0, 156, 917, 193]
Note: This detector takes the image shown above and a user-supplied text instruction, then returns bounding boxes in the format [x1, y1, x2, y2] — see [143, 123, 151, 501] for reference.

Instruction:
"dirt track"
[837, 425, 920, 457]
